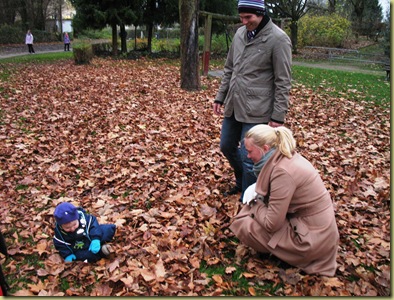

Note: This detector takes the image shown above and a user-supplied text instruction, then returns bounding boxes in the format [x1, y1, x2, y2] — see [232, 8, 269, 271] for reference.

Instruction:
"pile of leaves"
[0, 58, 390, 296]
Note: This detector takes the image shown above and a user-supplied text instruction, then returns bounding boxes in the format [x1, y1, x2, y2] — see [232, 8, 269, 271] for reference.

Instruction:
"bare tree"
[0, 0, 18, 25]
[179, 0, 200, 91]
[267, 0, 310, 53]
[349, 0, 364, 41]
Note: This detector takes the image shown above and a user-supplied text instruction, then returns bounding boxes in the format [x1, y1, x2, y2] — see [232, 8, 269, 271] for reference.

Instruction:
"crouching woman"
[230, 125, 339, 276]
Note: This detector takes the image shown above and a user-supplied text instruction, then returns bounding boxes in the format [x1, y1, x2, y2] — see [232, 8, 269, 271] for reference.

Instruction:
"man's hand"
[268, 120, 283, 128]
[213, 102, 223, 115]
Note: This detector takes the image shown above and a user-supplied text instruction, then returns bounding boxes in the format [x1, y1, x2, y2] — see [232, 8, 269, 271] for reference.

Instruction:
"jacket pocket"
[244, 87, 273, 117]
[288, 218, 312, 252]
[289, 218, 309, 236]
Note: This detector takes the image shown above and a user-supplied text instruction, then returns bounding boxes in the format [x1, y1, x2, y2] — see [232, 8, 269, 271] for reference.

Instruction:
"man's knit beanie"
[54, 202, 79, 225]
[238, 0, 266, 15]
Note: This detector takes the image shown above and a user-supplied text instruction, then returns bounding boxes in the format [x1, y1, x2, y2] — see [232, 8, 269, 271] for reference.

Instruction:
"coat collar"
[241, 17, 273, 44]
[255, 149, 284, 196]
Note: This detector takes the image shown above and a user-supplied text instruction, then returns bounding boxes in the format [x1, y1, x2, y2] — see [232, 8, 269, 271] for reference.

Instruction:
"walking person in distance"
[25, 30, 35, 54]
[64, 32, 71, 51]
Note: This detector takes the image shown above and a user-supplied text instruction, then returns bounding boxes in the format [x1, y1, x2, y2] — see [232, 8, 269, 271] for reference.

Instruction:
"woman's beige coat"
[230, 150, 339, 276]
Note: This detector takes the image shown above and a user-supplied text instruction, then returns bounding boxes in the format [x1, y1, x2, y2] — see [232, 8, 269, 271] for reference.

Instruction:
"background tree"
[356, 0, 383, 40]
[0, 0, 18, 25]
[199, 0, 237, 34]
[46, 0, 65, 33]
[15, 0, 52, 30]
[179, 0, 200, 90]
[381, 6, 390, 57]
[141, 0, 179, 53]
[266, 0, 311, 53]
[71, 0, 138, 54]
[349, 0, 365, 40]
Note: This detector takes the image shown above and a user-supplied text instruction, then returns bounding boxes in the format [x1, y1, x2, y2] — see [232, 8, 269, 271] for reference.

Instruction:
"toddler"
[53, 202, 116, 262]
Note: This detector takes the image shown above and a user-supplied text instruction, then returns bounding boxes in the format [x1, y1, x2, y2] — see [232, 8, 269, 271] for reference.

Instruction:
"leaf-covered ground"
[0, 58, 390, 296]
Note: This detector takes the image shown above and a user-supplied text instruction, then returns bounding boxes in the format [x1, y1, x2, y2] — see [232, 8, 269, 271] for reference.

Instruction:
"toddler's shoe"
[101, 244, 112, 256]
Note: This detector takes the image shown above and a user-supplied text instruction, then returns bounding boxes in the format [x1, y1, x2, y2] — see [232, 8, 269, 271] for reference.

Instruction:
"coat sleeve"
[271, 33, 292, 123]
[85, 213, 103, 241]
[53, 228, 74, 259]
[214, 35, 236, 104]
[256, 168, 296, 233]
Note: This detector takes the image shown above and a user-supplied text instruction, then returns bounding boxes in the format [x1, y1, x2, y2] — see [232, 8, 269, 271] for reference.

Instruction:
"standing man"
[213, 0, 292, 198]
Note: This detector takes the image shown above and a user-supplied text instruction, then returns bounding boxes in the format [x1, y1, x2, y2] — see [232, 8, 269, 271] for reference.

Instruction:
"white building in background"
[61, 3, 75, 33]
[59, 19, 73, 33]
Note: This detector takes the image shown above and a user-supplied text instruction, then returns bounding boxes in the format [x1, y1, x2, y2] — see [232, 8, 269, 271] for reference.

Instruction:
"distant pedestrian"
[25, 30, 35, 54]
[64, 32, 71, 51]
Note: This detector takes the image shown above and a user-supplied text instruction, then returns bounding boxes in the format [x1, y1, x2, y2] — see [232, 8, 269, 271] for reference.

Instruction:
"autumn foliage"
[0, 58, 390, 296]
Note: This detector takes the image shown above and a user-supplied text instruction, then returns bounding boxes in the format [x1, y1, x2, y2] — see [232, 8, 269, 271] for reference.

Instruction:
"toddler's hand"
[89, 239, 101, 254]
[65, 254, 76, 262]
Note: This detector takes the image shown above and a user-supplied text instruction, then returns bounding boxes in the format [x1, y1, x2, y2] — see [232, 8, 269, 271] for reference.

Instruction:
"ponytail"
[245, 125, 296, 158]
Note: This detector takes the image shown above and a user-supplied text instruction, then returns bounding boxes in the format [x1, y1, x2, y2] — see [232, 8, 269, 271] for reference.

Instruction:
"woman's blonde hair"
[245, 125, 296, 158]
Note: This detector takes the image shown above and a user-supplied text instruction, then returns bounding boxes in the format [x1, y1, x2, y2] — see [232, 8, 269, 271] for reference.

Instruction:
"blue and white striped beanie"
[238, 0, 266, 15]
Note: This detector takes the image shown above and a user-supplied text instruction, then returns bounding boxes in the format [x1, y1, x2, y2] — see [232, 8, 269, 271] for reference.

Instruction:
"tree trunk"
[179, 0, 200, 91]
[58, 0, 63, 35]
[290, 20, 298, 54]
[147, 22, 153, 52]
[111, 23, 118, 56]
[120, 23, 127, 53]
[134, 25, 138, 50]
[146, 0, 155, 53]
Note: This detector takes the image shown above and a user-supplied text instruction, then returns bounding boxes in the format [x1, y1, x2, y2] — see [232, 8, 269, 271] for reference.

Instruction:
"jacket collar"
[242, 17, 273, 44]
[255, 149, 283, 196]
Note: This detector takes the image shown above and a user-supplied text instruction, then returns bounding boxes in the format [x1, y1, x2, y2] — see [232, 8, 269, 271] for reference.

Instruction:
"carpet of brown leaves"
[0, 58, 390, 296]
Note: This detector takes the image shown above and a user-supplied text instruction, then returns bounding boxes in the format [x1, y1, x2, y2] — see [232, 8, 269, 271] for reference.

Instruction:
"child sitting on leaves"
[53, 202, 116, 263]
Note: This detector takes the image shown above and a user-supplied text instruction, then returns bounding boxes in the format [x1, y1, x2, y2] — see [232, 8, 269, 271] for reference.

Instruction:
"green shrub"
[211, 34, 231, 55]
[152, 38, 181, 53]
[129, 38, 148, 51]
[0, 25, 59, 44]
[298, 14, 351, 48]
[77, 28, 112, 39]
[72, 40, 93, 64]
[0, 25, 24, 44]
[92, 42, 112, 55]
[34, 30, 59, 42]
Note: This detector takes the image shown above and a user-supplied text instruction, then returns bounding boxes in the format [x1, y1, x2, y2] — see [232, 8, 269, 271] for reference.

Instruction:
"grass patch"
[291, 65, 390, 107]
[294, 57, 383, 71]
[0, 51, 73, 64]
[0, 67, 11, 82]
[199, 260, 282, 296]
[5, 254, 44, 294]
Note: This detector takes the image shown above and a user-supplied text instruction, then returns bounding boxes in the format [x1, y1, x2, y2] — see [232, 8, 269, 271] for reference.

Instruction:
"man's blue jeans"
[220, 114, 261, 195]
